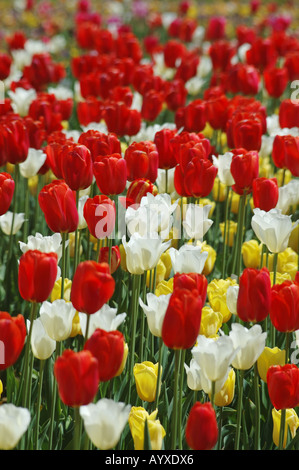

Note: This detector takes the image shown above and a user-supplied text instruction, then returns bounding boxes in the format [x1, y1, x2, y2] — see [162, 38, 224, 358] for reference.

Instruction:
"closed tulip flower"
[139, 293, 171, 337]
[237, 267, 271, 323]
[242, 239, 262, 269]
[39, 299, 77, 342]
[134, 361, 161, 402]
[257, 347, 286, 382]
[79, 399, 131, 450]
[162, 287, 203, 350]
[78, 304, 126, 340]
[38, 180, 79, 233]
[173, 272, 208, 305]
[272, 408, 299, 448]
[211, 368, 236, 407]
[251, 208, 298, 254]
[0, 312, 26, 370]
[168, 245, 208, 275]
[279, 99, 299, 130]
[70, 261, 115, 315]
[93, 153, 127, 196]
[0, 212, 25, 236]
[229, 323, 267, 370]
[54, 349, 99, 407]
[128, 407, 166, 450]
[0, 404, 31, 450]
[185, 402, 218, 450]
[267, 364, 299, 410]
[207, 277, 238, 323]
[252, 177, 279, 212]
[184, 359, 203, 391]
[83, 195, 116, 240]
[226, 284, 239, 316]
[0, 118, 30, 164]
[124, 140, 159, 184]
[27, 317, 56, 360]
[84, 328, 124, 382]
[18, 250, 58, 303]
[230, 149, 259, 195]
[199, 306, 223, 338]
[0, 172, 15, 216]
[270, 279, 299, 333]
[60, 143, 93, 191]
[19, 148, 47, 179]
[212, 152, 235, 186]
[154, 128, 177, 170]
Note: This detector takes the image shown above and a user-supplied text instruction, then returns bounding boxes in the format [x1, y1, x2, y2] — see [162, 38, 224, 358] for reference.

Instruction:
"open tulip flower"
[3, 0, 299, 453]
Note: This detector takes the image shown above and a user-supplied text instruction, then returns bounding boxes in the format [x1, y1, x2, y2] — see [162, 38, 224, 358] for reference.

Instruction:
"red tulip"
[0, 312, 26, 371]
[237, 267, 271, 323]
[267, 364, 299, 410]
[98, 245, 121, 274]
[205, 16, 226, 41]
[185, 402, 218, 450]
[54, 349, 99, 407]
[77, 97, 103, 127]
[272, 135, 299, 176]
[209, 40, 236, 72]
[78, 129, 121, 162]
[38, 180, 79, 233]
[125, 178, 158, 208]
[163, 39, 187, 68]
[44, 131, 72, 179]
[141, 89, 164, 122]
[285, 51, 299, 81]
[0, 172, 15, 216]
[103, 102, 141, 137]
[279, 100, 299, 130]
[230, 149, 259, 195]
[70, 261, 115, 314]
[83, 195, 115, 239]
[161, 287, 203, 349]
[176, 155, 217, 198]
[84, 328, 124, 381]
[246, 38, 278, 71]
[175, 99, 207, 133]
[252, 177, 279, 211]
[0, 118, 29, 164]
[205, 94, 229, 131]
[270, 279, 299, 333]
[22, 52, 66, 91]
[18, 250, 58, 303]
[60, 143, 93, 191]
[0, 53, 12, 80]
[230, 115, 263, 152]
[164, 78, 187, 112]
[124, 141, 159, 184]
[93, 153, 127, 196]
[173, 272, 208, 305]
[264, 66, 288, 98]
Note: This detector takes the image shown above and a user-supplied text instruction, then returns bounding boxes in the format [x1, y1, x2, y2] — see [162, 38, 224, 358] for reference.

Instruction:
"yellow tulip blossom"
[289, 223, 299, 253]
[133, 361, 161, 403]
[201, 242, 217, 276]
[207, 277, 238, 323]
[211, 368, 236, 407]
[229, 191, 240, 214]
[263, 248, 298, 281]
[212, 178, 227, 203]
[50, 277, 72, 302]
[257, 347, 286, 383]
[115, 343, 128, 377]
[219, 221, 238, 247]
[0, 379, 3, 398]
[272, 408, 299, 448]
[199, 306, 223, 338]
[128, 407, 166, 450]
[155, 278, 173, 297]
[242, 240, 262, 269]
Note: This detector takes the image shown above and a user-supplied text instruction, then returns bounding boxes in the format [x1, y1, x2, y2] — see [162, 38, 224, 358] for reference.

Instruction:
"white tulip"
[226, 285, 239, 315]
[184, 359, 203, 391]
[19, 232, 68, 262]
[0, 212, 25, 235]
[79, 304, 126, 339]
[27, 317, 56, 360]
[276, 180, 299, 214]
[212, 152, 235, 186]
[8, 87, 36, 116]
[168, 244, 208, 274]
[139, 293, 171, 337]
[122, 233, 171, 275]
[80, 399, 131, 450]
[251, 208, 299, 253]
[19, 148, 47, 178]
[183, 203, 213, 240]
[0, 404, 31, 450]
[39, 300, 77, 342]
[229, 323, 267, 370]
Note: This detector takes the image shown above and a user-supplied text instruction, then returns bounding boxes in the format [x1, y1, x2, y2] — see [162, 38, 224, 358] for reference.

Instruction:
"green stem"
[23, 178, 30, 242]
[254, 362, 261, 450]
[22, 301, 38, 408]
[154, 338, 163, 410]
[210, 381, 216, 409]
[7, 164, 19, 262]
[73, 406, 81, 450]
[235, 369, 244, 450]
[35, 360, 45, 450]
[279, 408, 286, 450]
[61, 232, 67, 299]
[270, 252, 278, 347]
[221, 186, 230, 279]
[178, 349, 185, 450]
[171, 349, 181, 450]
[74, 191, 79, 273]
[128, 274, 141, 382]
[236, 193, 247, 278]
[49, 341, 62, 450]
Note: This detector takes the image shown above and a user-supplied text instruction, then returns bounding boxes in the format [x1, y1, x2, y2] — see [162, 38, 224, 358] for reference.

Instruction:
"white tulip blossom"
[229, 323, 267, 370]
[27, 317, 56, 360]
[39, 299, 77, 342]
[168, 244, 208, 274]
[212, 152, 235, 186]
[0, 404, 31, 450]
[183, 203, 213, 241]
[139, 293, 171, 337]
[79, 304, 126, 339]
[0, 212, 25, 235]
[122, 233, 171, 275]
[19, 148, 47, 178]
[8, 87, 36, 116]
[226, 284, 239, 316]
[184, 359, 203, 391]
[19, 232, 68, 263]
[251, 208, 298, 253]
[276, 179, 299, 214]
[80, 399, 131, 450]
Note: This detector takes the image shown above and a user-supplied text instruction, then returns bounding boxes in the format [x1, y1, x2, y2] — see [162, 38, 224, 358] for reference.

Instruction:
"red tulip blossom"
[237, 267, 271, 323]
[83, 195, 116, 239]
[230, 149, 259, 195]
[0, 312, 26, 371]
[185, 402, 219, 450]
[267, 364, 299, 410]
[270, 279, 299, 333]
[0, 172, 15, 216]
[93, 153, 127, 196]
[124, 141, 159, 184]
[60, 143, 93, 191]
[252, 177, 279, 211]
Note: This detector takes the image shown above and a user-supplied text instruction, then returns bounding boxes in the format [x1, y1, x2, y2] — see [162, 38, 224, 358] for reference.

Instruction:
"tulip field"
[1, 0, 299, 453]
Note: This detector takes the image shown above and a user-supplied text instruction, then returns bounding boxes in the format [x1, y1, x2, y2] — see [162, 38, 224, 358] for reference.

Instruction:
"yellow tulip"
[229, 191, 240, 214]
[276, 168, 292, 187]
[199, 198, 216, 217]
[50, 277, 72, 302]
[212, 178, 227, 202]
[207, 277, 238, 323]
[289, 223, 299, 253]
[146, 261, 166, 289]
[160, 251, 172, 279]
[272, 408, 299, 448]
[115, 343, 128, 377]
[199, 306, 223, 338]
[263, 248, 298, 280]
[128, 407, 166, 450]
[211, 368, 236, 407]
[257, 347, 286, 382]
[0, 379, 3, 398]
[133, 361, 161, 403]
[201, 243, 217, 276]
[28, 175, 39, 196]
[70, 311, 82, 338]
[242, 240, 262, 269]
[219, 221, 238, 247]
[119, 243, 128, 272]
[155, 278, 173, 296]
